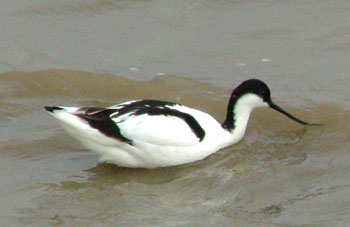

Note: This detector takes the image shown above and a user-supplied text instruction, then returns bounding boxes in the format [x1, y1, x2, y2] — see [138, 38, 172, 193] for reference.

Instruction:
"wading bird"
[45, 79, 316, 168]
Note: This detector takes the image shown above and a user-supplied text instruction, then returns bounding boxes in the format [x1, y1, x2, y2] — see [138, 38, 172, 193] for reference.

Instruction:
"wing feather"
[74, 100, 207, 147]
[117, 114, 201, 146]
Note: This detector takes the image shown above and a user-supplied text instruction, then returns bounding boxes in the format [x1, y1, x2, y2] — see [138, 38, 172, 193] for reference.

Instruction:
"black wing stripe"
[113, 100, 206, 141]
[76, 100, 206, 144]
[76, 108, 133, 145]
[131, 106, 206, 142]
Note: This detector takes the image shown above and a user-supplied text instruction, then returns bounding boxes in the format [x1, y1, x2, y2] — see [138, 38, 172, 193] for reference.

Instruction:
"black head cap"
[232, 79, 271, 102]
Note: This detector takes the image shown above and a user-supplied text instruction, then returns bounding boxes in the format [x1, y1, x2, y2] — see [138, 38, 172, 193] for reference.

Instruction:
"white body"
[48, 94, 267, 168]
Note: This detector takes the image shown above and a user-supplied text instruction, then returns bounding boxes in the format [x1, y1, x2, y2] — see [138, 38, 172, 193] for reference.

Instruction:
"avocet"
[45, 79, 316, 168]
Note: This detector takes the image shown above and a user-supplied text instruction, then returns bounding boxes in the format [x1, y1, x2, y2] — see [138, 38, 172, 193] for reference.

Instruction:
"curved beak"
[267, 100, 319, 126]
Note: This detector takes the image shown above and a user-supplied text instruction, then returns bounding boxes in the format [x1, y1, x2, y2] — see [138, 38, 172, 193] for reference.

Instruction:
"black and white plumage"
[45, 79, 316, 168]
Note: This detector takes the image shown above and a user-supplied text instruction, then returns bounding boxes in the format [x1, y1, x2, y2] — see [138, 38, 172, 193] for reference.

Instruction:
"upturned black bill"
[268, 101, 319, 126]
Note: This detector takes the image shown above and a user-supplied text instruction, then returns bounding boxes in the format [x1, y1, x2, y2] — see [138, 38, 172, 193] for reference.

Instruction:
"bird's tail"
[45, 106, 64, 113]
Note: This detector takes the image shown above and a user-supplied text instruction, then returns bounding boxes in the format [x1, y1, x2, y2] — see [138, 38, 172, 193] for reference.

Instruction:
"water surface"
[1, 71, 349, 226]
[1, 0, 350, 226]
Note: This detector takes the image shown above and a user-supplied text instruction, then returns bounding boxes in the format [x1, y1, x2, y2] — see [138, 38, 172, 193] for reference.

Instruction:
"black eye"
[259, 90, 267, 97]
[259, 90, 270, 101]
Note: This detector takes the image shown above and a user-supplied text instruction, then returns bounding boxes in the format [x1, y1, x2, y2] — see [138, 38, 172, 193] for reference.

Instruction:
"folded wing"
[76, 100, 206, 147]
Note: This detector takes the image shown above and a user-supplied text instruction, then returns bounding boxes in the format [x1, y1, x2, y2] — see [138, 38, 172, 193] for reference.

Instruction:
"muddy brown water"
[0, 70, 349, 226]
[1, 0, 350, 226]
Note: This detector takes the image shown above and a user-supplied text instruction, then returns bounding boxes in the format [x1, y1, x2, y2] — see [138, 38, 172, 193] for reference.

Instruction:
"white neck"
[227, 94, 268, 144]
